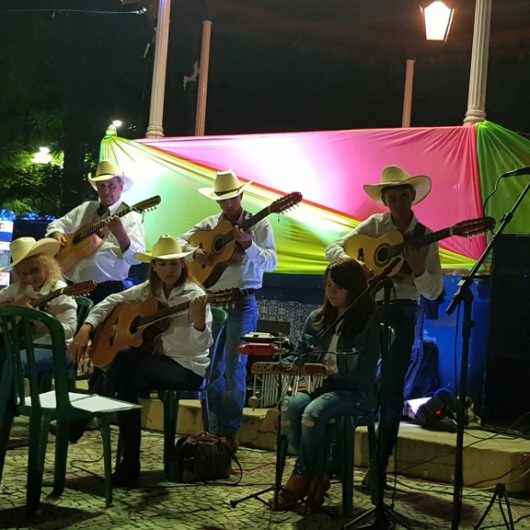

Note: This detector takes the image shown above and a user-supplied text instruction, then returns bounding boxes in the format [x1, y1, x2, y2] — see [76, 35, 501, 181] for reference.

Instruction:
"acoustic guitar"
[56, 196, 161, 273]
[344, 217, 495, 276]
[188, 192, 303, 288]
[90, 288, 244, 369]
[31, 280, 97, 309]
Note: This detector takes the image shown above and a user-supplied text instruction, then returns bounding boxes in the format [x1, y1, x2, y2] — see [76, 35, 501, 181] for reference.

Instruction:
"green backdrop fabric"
[477, 121, 530, 235]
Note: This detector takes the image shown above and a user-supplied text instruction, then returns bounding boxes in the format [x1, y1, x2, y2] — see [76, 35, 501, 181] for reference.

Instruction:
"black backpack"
[172, 432, 235, 482]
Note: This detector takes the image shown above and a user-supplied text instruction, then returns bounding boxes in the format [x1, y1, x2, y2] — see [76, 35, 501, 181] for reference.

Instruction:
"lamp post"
[463, 0, 492, 126]
[422, 0, 493, 126]
[146, 0, 171, 138]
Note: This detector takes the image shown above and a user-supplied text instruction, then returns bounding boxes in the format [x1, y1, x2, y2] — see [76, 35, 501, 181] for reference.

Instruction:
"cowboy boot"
[272, 473, 310, 511]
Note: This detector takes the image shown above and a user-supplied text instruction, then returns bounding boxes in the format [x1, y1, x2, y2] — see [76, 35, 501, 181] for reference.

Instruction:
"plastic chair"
[0, 306, 139, 514]
[328, 412, 377, 515]
[74, 296, 94, 332]
[159, 306, 228, 480]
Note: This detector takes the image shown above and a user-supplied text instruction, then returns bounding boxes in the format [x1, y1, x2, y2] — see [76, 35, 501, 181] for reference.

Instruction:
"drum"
[249, 361, 328, 409]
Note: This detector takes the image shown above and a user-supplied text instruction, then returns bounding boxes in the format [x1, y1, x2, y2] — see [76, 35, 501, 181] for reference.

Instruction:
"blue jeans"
[207, 295, 257, 437]
[283, 390, 369, 476]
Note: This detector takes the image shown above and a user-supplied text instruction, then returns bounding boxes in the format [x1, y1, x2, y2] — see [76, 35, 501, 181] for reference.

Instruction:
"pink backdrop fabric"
[140, 125, 485, 259]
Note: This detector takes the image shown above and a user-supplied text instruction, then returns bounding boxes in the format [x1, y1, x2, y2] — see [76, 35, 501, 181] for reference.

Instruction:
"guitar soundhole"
[376, 246, 389, 265]
[130, 317, 141, 334]
[213, 237, 223, 253]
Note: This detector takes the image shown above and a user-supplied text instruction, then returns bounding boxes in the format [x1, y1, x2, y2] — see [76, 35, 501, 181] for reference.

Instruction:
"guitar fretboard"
[74, 205, 132, 244]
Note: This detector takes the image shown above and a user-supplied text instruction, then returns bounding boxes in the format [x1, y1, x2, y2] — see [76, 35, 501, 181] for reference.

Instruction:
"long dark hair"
[314, 259, 375, 335]
[148, 259, 190, 296]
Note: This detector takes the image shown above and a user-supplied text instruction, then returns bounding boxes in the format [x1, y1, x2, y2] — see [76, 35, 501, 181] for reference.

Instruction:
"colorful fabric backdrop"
[100, 121, 530, 275]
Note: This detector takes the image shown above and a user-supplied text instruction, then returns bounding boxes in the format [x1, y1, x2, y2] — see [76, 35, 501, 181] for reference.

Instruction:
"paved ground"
[1, 419, 529, 530]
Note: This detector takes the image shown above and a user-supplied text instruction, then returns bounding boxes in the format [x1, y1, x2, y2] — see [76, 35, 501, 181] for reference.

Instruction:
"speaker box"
[481, 235, 530, 434]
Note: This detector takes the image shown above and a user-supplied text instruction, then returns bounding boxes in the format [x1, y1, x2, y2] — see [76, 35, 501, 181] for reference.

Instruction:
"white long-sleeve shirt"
[46, 200, 145, 283]
[181, 211, 277, 291]
[326, 212, 443, 302]
[85, 279, 213, 377]
[0, 279, 78, 347]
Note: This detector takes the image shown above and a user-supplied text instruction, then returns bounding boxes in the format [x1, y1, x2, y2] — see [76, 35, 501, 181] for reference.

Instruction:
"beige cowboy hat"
[88, 160, 133, 192]
[198, 169, 252, 201]
[363, 165, 431, 205]
[1, 237, 61, 271]
[135, 235, 195, 263]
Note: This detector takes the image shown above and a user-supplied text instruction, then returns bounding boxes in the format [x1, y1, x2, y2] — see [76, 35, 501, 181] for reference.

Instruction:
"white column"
[195, 20, 213, 136]
[402, 59, 416, 127]
[146, 0, 171, 138]
[463, 0, 492, 126]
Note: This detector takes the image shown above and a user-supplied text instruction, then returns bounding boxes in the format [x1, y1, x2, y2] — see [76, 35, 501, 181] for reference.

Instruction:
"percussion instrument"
[238, 342, 280, 357]
[249, 361, 328, 409]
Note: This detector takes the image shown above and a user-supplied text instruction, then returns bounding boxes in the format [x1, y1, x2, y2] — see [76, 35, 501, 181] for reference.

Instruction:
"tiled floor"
[1, 420, 529, 530]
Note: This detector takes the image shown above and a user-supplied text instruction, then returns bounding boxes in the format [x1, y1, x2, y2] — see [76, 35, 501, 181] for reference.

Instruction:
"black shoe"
[112, 460, 140, 488]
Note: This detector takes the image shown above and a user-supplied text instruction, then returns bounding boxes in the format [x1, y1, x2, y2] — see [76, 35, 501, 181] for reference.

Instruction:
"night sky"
[1, 1, 529, 163]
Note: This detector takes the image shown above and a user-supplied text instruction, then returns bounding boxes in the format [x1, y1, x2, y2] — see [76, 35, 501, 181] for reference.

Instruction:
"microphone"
[501, 167, 530, 178]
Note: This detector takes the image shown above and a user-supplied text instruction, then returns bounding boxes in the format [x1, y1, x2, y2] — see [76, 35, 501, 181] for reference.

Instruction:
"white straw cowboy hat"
[198, 169, 252, 201]
[363, 165, 431, 205]
[135, 235, 194, 263]
[88, 160, 133, 192]
[2, 237, 61, 271]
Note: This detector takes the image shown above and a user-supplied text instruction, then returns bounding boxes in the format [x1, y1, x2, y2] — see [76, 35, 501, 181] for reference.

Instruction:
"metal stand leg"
[230, 367, 288, 509]
[473, 483, 515, 530]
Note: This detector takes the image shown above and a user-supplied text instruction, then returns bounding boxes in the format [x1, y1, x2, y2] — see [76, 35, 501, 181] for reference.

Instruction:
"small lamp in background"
[32, 146, 52, 164]
[105, 119, 124, 136]
[421, 1, 455, 41]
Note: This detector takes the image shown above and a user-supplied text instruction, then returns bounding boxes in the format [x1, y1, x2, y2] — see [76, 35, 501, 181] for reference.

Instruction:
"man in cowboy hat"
[46, 160, 145, 304]
[326, 165, 443, 490]
[181, 169, 277, 447]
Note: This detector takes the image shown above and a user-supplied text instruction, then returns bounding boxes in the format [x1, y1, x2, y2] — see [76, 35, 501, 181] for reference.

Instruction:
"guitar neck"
[137, 300, 190, 329]
[240, 206, 271, 232]
[410, 226, 453, 248]
[216, 207, 272, 250]
[74, 206, 132, 243]
[33, 288, 65, 309]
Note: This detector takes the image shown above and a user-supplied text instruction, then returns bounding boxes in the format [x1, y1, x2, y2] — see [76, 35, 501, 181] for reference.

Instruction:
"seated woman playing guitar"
[71, 235, 213, 487]
[277, 259, 381, 511]
[0, 237, 78, 386]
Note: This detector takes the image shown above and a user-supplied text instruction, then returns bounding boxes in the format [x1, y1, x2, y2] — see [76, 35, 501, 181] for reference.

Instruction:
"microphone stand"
[344, 258, 412, 530]
[446, 180, 530, 530]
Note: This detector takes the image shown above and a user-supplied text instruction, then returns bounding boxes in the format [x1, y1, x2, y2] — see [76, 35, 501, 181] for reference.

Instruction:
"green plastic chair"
[0, 305, 139, 514]
[74, 296, 94, 332]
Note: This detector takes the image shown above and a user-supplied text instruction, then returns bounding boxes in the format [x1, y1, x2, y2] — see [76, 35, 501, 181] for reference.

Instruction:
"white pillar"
[402, 59, 416, 127]
[463, 0, 492, 126]
[195, 20, 213, 136]
[146, 0, 171, 138]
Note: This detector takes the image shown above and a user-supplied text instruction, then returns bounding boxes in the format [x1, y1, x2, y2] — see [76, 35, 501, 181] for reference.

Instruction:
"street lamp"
[421, 1, 455, 41]
[421, 0, 492, 125]
[32, 147, 52, 164]
[106, 120, 124, 136]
